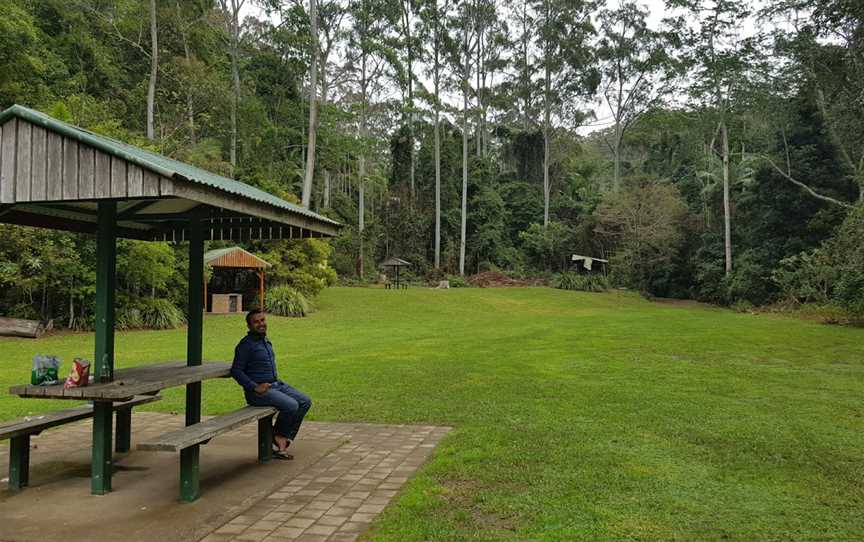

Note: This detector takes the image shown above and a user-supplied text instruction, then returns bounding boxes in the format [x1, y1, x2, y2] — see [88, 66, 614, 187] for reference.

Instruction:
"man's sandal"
[272, 441, 294, 460]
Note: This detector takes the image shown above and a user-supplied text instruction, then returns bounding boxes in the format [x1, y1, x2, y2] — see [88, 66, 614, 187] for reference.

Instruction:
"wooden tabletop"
[9, 361, 231, 401]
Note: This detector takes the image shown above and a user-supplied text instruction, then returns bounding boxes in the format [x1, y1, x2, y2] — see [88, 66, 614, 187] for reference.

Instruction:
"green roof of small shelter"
[0, 105, 340, 240]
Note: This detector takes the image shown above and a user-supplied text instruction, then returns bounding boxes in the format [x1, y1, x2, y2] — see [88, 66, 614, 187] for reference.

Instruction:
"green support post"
[9, 435, 30, 490]
[92, 202, 117, 495]
[258, 416, 274, 463]
[115, 408, 132, 453]
[181, 214, 204, 502]
[92, 402, 113, 494]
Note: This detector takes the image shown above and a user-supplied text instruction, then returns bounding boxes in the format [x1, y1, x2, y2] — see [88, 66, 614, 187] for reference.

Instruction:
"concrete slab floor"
[0, 413, 451, 542]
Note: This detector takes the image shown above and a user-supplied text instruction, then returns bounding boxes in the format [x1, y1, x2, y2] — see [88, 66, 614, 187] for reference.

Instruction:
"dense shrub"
[725, 250, 777, 306]
[446, 275, 469, 288]
[554, 272, 610, 292]
[141, 298, 186, 329]
[594, 178, 688, 293]
[267, 286, 312, 317]
[259, 239, 338, 297]
[772, 205, 864, 319]
[116, 306, 144, 330]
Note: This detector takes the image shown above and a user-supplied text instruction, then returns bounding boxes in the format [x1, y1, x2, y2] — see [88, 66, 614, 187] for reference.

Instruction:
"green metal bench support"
[258, 415, 274, 463]
[8, 435, 30, 490]
[115, 408, 132, 453]
[2, 395, 160, 492]
[179, 446, 200, 502]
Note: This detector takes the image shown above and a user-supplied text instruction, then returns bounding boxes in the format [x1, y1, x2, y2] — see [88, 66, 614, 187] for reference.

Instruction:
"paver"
[0, 414, 450, 542]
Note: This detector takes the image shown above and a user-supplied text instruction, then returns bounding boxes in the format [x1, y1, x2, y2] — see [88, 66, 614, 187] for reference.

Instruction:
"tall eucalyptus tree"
[670, 0, 755, 275]
[347, 0, 399, 276]
[417, 0, 452, 269]
[301, 0, 319, 207]
[147, 0, 158, 141]
[532, 0, 598, 226]
[598, 1, 678, 190]
[218, 0, 246, 174]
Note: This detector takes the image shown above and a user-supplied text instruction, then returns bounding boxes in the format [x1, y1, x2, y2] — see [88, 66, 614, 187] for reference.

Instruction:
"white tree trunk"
[543, 55, 551, 227]
[476, 20, 482, 157]
[302, 0, 319, 207]
[323, 169, 330, 209]
[459, 23, 469, 276]
[358, 28, 368, 279]
[433, 1, 442, 270]
[225, 0, 243, 173]
[181, 30, 196, 144]
[147, 0, 158, 141]
[358, 156, 365, 278]
[404, 0, 415, 201]
[613, 124, 623, 190]
[722, 119, 732, 275]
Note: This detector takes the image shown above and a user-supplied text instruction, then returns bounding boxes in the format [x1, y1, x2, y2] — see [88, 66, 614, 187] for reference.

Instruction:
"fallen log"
[0, 317, 46, 339]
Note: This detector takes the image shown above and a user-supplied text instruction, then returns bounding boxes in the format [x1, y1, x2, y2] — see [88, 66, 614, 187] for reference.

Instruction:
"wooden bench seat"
[137, 405, 278, 501]
[0, 395, 161, 490]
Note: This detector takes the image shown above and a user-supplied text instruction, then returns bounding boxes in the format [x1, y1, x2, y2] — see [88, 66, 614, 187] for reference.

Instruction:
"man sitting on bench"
[231, 308, 312, 459]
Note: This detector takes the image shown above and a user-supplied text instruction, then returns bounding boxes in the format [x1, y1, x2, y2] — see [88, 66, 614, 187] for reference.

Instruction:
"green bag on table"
[31, 355, 61, 385]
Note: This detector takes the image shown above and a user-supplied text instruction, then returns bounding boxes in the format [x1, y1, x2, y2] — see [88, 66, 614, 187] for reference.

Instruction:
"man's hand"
[253, 382, 272, 395]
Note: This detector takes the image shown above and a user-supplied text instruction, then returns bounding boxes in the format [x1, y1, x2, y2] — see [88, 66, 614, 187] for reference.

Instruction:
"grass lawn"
[1, 287, 863, 541]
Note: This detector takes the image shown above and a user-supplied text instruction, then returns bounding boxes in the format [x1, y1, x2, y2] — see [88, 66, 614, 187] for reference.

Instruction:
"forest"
[0, 0, 862, 328]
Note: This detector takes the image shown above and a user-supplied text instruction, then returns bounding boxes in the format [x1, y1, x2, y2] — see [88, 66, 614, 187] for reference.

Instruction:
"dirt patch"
[467, 271, 544, 288]
[438, 478, 519, 533]
[650, 297, 717, 309]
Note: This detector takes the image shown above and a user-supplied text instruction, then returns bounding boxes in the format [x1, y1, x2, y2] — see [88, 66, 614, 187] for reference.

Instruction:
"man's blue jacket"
[231, 332, 279, 392]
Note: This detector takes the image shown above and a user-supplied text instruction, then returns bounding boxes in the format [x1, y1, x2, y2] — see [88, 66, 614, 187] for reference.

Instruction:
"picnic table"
[0, 104, 340, 501]
[10, 361, 230, 401]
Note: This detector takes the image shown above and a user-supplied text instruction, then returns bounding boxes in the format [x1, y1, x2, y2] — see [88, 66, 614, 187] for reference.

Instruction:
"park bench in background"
[0, 394, 161, 490]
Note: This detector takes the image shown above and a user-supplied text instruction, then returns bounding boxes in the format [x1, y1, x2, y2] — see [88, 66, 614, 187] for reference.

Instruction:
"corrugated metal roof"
[0, 104, 339, 228]
[380, 257, 412, 267]
[204, 247, 270, 268]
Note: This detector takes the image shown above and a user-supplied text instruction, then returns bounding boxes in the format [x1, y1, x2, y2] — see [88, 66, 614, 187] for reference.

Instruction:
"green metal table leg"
[115, 408, 132, 453]
[91, 401, 113, 495]
[180, 445, 200, 502]
[258, 416, 274, 463]
[9, 435, 30, 490]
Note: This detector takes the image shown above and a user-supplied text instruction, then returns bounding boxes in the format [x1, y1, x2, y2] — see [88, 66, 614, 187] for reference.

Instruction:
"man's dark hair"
[246, 308, 265, 325]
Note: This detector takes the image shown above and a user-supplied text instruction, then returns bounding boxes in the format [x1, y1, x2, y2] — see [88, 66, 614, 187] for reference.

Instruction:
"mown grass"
[1, 287, 862, 541]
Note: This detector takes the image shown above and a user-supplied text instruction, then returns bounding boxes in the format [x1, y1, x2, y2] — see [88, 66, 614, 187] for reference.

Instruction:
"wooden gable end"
[0, 117, 175, 205]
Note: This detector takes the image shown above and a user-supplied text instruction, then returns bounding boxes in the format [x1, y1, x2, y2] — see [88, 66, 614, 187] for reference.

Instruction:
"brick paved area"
[202, 419, 450, 542]
[0, 413, 450, 542]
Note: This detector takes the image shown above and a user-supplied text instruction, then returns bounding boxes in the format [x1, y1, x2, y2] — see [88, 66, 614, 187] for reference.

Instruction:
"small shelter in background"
[571, 254, 608, 274]
[204, 247, 271, 313]
[380, 257, 412, 289]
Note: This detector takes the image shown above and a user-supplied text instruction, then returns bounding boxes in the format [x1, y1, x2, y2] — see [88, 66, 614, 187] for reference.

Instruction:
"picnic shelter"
[0, 105, 340, 501]
[380, 256, 412, 289]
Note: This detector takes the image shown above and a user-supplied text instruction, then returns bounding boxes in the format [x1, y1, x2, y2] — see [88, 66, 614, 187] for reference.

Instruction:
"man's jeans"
[245, 381, 312, 441]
